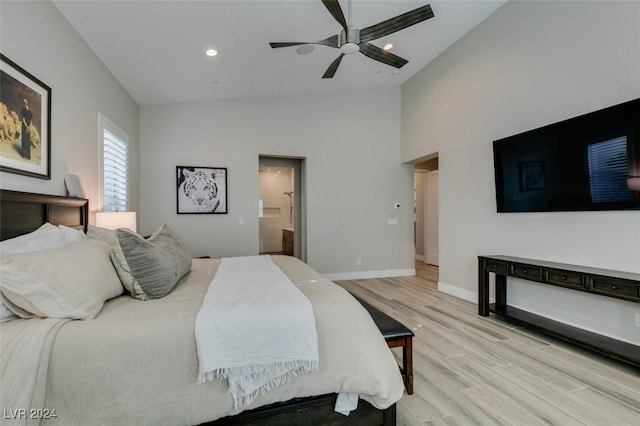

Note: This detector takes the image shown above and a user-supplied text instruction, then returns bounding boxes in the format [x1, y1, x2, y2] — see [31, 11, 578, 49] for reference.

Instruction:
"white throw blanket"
[195, 255, 319, 408]
[0, 317, 69, 426]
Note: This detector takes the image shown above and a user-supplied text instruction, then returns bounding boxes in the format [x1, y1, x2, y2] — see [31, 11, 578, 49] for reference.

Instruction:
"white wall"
[0, 0, 139, 217]
[402, 1, 640, 344]
[140, 88, 415, 276]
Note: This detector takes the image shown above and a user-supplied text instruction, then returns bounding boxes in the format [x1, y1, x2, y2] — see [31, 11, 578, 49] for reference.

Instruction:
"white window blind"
[100, 115, 129, 212]
[587, 136, 633, 203]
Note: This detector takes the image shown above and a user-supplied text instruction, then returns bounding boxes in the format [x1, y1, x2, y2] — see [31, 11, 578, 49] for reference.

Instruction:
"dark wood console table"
[478, 255, 640, 367]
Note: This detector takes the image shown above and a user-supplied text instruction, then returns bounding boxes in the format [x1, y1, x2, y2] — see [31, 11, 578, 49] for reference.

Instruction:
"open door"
[425, 170, 439, 266]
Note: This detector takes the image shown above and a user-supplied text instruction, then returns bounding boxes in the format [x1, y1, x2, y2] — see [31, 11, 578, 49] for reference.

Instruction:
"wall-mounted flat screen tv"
[493, 98, 640, 212]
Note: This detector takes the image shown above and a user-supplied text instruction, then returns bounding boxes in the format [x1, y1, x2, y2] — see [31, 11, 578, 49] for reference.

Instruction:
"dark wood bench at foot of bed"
[351, 295, 414, 395]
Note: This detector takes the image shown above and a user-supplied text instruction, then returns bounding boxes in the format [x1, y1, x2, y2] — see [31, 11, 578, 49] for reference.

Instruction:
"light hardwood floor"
[335, 264, 640, 426]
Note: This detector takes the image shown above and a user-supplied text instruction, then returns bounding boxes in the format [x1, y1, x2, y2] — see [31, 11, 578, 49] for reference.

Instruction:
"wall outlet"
[356, 258, 362, 265]
[635, 313, 640, 328]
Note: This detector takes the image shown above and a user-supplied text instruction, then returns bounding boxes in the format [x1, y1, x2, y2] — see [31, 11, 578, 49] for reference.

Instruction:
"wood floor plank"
[424, 415, 463, 426]
[412, 350, 484, 391]
[452, 355, 585, 425]
[462, 384, 550, 426]
[404, 357, 503, 424]
[397, 390, 447, 425]
[499, 338, 640, 410]
[334, 264, 640, 425]
[570, 387, 640, 425]
[540, 343, 640, 391]
[493, 363, 631, 425]
[452, 327, 586, 392]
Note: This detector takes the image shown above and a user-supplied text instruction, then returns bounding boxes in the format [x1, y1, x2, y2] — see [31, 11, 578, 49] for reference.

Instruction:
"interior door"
[425, 170, 439, 266]
[414, 171, 426, 261]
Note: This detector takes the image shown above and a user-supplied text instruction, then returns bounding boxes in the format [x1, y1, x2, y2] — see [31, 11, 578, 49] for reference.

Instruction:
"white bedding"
[1, 256, 404, 426]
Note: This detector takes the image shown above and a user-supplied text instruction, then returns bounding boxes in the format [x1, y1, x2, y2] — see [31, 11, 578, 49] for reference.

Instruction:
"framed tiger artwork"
[176, 166, 227, 214]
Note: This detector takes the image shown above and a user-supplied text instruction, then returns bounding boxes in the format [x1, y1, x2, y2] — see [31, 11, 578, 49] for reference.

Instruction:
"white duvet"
[1, 256, 404, 426]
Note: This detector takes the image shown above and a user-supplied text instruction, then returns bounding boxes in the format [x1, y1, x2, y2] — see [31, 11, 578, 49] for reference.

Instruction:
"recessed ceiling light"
[206, 48, 218, 57]
[383, 43, 393, 51]
[391, 70, 400, 75]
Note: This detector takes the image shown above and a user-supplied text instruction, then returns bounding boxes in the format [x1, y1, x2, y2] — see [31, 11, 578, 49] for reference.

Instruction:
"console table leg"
[478, 258, 490, 316]
[495, 274, 506, 313]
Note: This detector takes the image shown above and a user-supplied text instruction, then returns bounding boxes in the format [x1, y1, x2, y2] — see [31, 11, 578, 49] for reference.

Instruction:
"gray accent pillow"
[111, 224, 192, 300]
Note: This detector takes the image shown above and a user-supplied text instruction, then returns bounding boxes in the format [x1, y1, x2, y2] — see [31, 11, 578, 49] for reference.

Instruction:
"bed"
[0, 190, 404, 426]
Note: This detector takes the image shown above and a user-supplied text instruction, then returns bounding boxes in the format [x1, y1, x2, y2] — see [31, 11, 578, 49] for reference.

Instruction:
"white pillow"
[0, 223, 87, 321]
[0, 239, 123, 319]
[0, 223, 65, 255]
[59, 225, 87, 244]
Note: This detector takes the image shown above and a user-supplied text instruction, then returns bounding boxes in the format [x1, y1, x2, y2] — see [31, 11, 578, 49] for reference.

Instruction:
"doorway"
[414, 156, 439, 267]
[258, 156, 306, 262]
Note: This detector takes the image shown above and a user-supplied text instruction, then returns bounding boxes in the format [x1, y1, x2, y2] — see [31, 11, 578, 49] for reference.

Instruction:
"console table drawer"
[545, 269, 583, 290]
[513, 264, 542, 280]
[591, 277, 640, 301]
[485, 259, 510, 275]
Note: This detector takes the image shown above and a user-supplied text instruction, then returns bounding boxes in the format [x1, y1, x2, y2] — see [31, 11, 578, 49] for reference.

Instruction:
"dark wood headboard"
[0, 189, 89, 241]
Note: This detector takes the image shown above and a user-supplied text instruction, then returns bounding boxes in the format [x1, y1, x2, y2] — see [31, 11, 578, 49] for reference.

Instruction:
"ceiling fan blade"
[359, 4, 434, 43]
[322, 54, 345, 79]
[270, 42, 309, 48]
[359, 43, 408, 68]
[270, 35, 339, 49]
[321, 0, 348, 32]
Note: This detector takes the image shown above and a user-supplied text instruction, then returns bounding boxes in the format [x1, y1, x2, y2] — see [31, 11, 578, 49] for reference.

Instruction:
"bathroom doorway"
[258, 156, 306, 261]
[414, 155, 439, 266]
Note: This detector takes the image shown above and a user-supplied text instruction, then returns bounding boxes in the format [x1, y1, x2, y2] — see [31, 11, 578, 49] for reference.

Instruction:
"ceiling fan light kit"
[339, 27, 360, 54]
[269, 0, 434, 79]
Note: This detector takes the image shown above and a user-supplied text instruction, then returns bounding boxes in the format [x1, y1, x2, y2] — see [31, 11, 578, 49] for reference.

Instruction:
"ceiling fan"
[269, 0, 434, 79]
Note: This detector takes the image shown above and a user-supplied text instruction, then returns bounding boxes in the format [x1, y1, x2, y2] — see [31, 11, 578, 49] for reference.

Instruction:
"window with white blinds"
[100, 114, 129, 212]
[587, 136, 633, 203]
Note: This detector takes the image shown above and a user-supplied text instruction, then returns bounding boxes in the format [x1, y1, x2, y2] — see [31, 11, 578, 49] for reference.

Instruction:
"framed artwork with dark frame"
[519, 160, 546, 192]
[176, 166, 227, 214]
[0, 54, 51, 179]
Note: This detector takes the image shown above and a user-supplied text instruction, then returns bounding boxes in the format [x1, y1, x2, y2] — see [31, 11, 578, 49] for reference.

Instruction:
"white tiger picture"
[177, 167, 227, 214]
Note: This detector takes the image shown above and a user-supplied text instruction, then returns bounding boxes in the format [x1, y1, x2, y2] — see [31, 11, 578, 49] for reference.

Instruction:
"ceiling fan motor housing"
[339, 27, 360, 54]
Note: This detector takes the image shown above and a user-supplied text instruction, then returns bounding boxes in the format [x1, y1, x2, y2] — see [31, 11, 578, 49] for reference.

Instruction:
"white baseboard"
[415, 255, 425, 262]
[324, 268, 416, 281]
[437, 281, 483, 304]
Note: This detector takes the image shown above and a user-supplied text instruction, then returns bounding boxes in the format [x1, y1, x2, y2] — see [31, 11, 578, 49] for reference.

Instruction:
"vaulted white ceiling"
[54, 0, 504, 106]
